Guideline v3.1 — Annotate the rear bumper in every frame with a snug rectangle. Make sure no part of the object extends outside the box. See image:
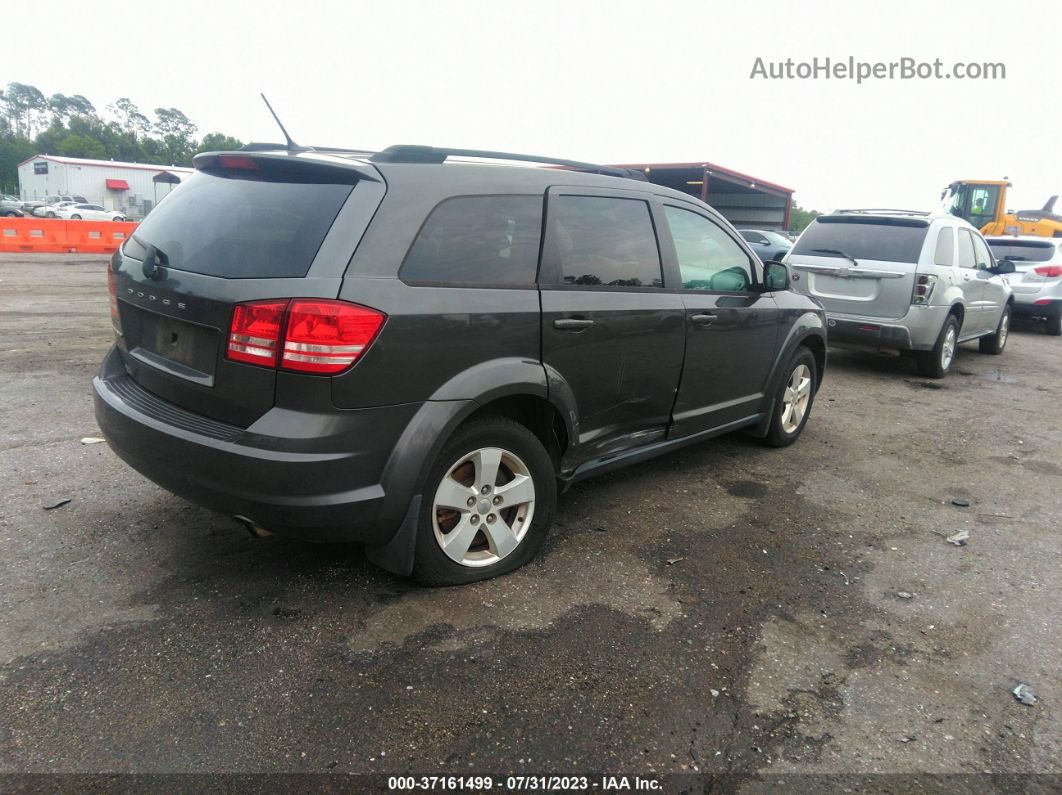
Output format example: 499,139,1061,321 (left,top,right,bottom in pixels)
1012,296,1060,316
824,305,953,352
93,345,429,545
